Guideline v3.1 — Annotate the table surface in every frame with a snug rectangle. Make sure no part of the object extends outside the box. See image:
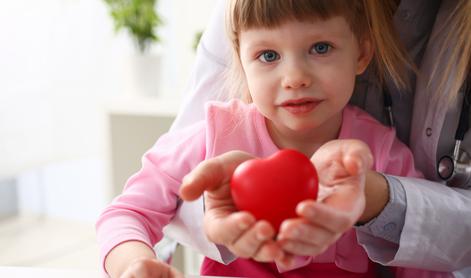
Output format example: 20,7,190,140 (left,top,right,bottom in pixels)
0,266,230,278
0,267,103,278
